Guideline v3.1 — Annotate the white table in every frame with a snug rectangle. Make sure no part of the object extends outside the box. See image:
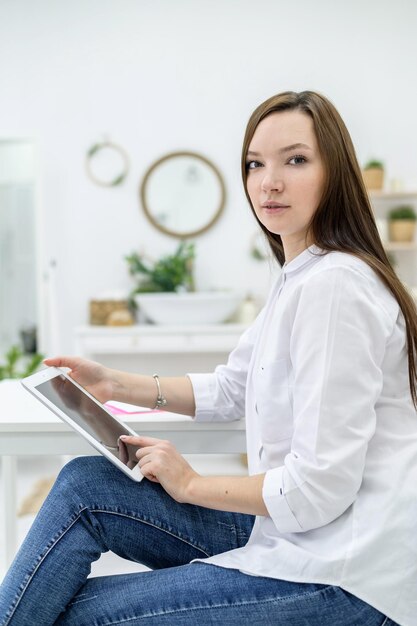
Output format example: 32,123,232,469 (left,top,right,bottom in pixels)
0,380,246,572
